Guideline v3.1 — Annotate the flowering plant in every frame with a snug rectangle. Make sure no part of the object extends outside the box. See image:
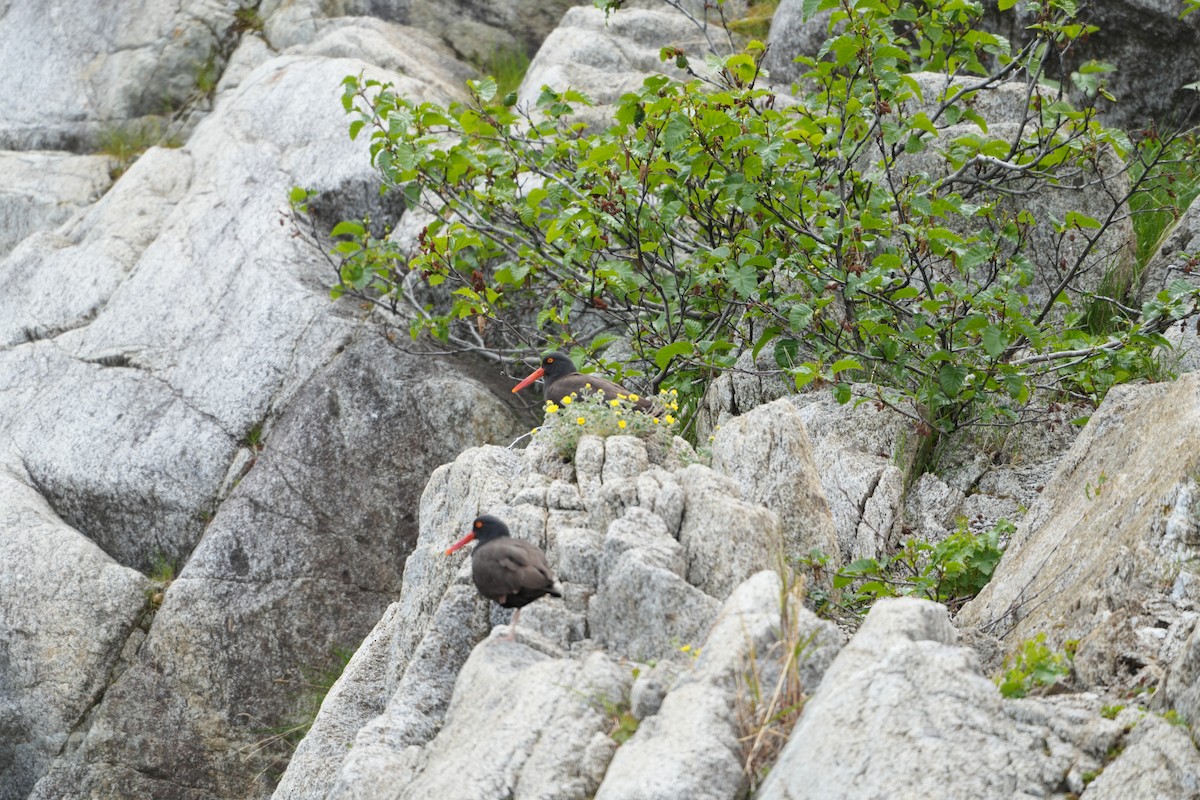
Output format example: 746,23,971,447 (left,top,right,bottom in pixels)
533,388,680,459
